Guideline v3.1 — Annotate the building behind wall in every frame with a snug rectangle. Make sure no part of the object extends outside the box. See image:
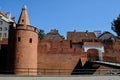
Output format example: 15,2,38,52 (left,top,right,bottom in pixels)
43,29,64,40
0,11,15,40
0,11,15,73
